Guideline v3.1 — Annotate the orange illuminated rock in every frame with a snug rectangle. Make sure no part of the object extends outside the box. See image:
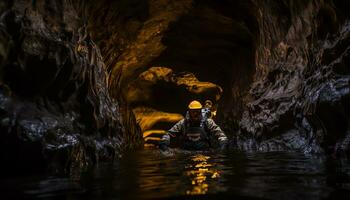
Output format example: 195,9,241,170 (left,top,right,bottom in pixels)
133,106,183,132
127,67,222,106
